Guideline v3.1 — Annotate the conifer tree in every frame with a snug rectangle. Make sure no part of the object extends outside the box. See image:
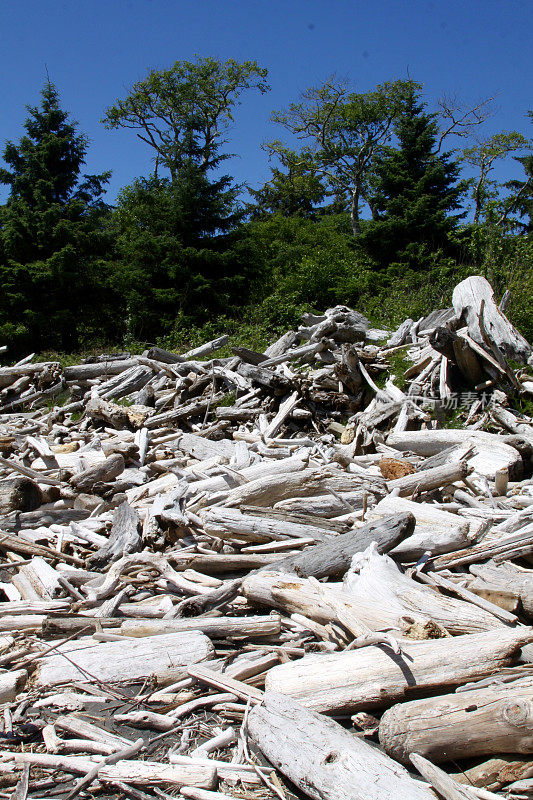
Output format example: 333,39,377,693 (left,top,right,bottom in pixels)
359,87,466,271
0,81,112,352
